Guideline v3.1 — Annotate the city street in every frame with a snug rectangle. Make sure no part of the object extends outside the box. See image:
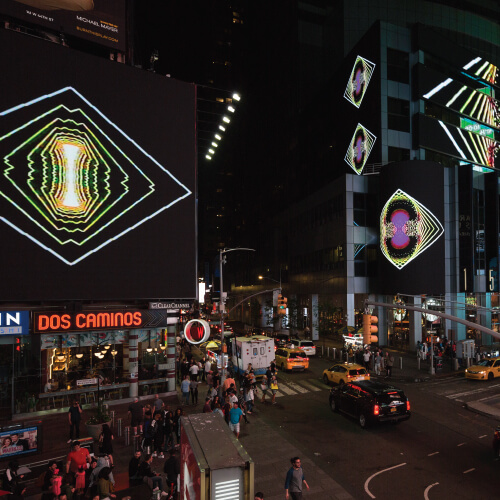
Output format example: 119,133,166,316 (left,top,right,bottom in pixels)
246,355,500,499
